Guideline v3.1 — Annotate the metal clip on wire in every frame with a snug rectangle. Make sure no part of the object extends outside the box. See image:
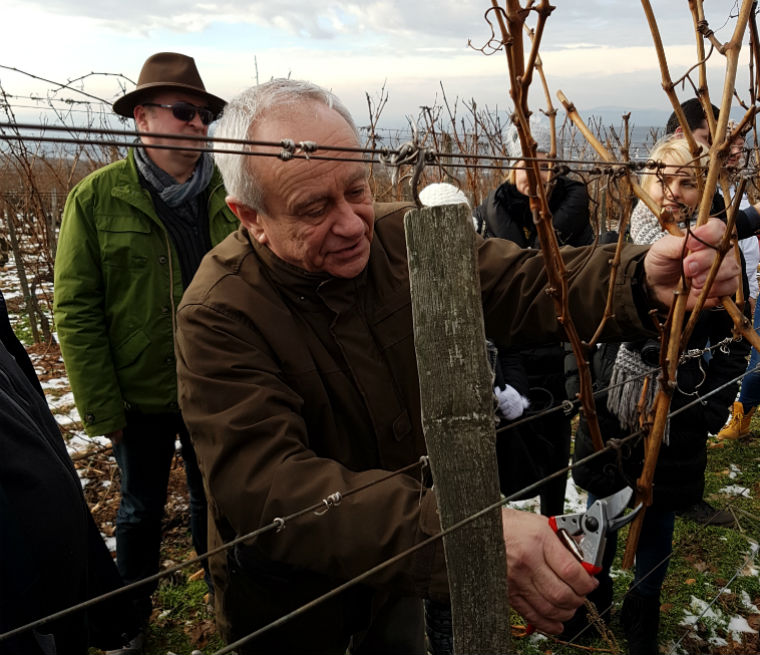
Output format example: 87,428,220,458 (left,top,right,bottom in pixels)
314,492,343,516
299,140,318,158
411,146,433,209
418,455,431,506
279,138,296,161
